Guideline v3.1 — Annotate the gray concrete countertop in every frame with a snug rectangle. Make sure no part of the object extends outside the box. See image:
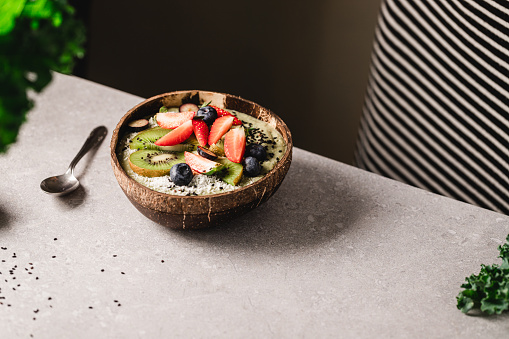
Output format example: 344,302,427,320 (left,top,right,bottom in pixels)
0,74,508,338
